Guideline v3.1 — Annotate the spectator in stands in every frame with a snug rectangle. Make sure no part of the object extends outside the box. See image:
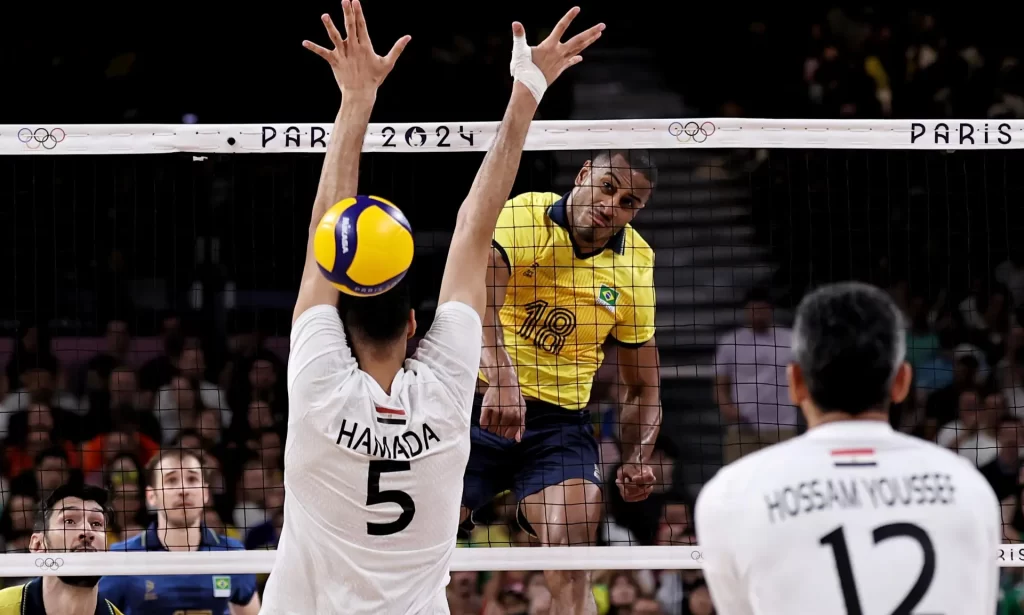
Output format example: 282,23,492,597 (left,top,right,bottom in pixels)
33,447,72,502
4,403,80,480
4,325,56,393
82,319,131,397
922,344,980,426
446,571,483,615
86,366,162,445
79,405,160,484
137,313,188,393
714,288,797,464
155,347,230,442
100,449,260,614
0,493,37,550
232,454,273,530
981,415,1024,502
1,355,83,441
937,389,999,467
103,453,148,543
